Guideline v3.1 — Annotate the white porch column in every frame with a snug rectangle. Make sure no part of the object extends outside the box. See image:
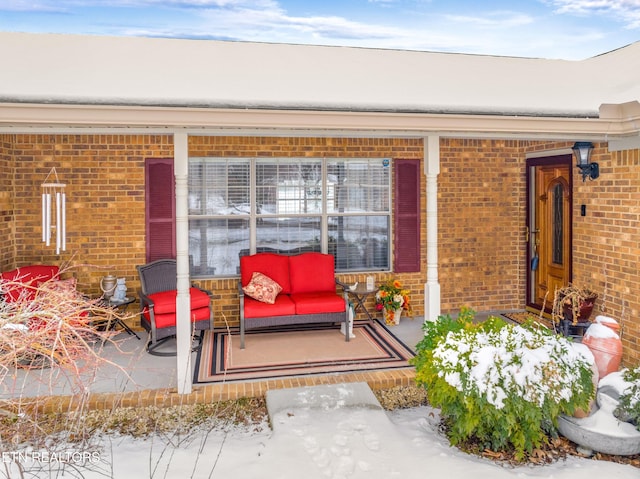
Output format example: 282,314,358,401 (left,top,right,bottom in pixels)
174,132,192,394
424,135,441,322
